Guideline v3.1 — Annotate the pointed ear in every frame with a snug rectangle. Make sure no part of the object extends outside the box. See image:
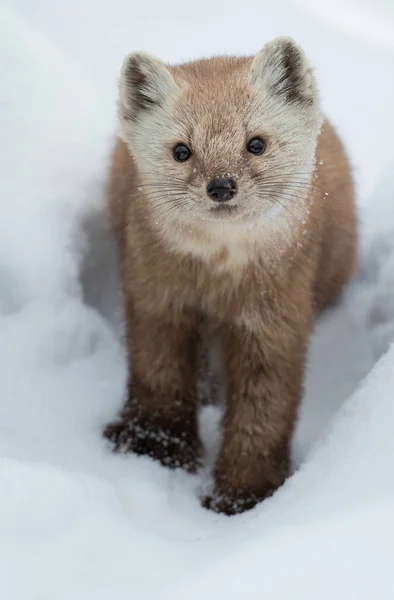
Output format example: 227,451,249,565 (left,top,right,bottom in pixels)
249,37,318,106
119,51,177,122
